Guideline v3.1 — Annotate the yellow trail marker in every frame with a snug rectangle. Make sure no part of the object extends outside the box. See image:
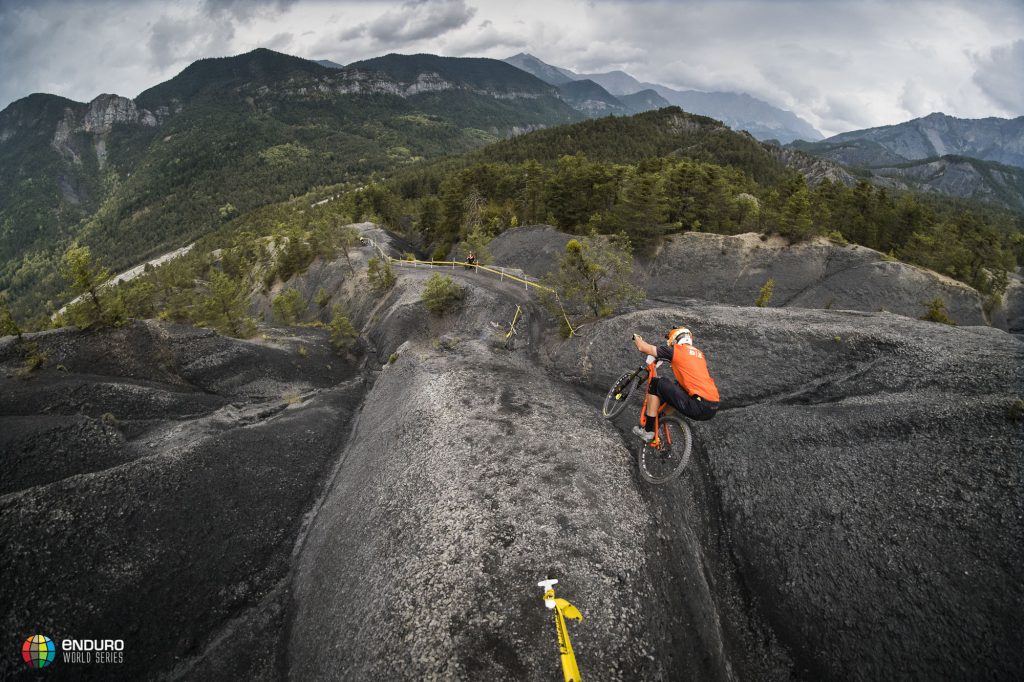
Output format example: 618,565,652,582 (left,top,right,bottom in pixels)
538,579,583,682
505,305,522,345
